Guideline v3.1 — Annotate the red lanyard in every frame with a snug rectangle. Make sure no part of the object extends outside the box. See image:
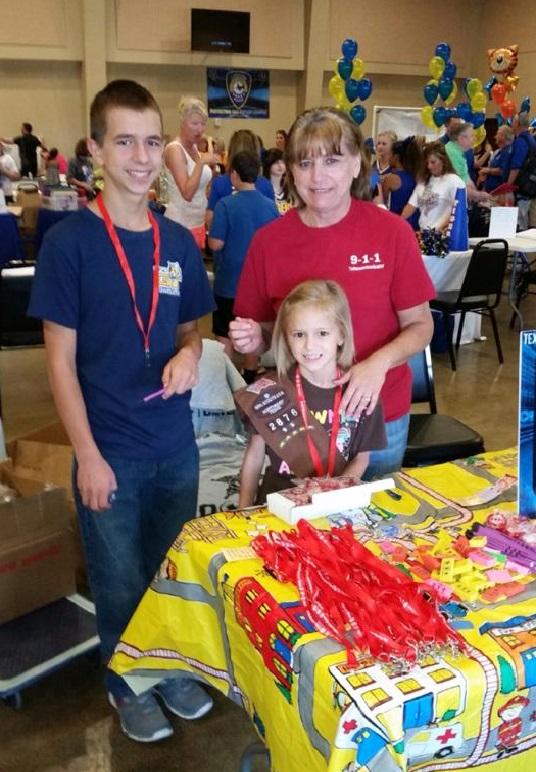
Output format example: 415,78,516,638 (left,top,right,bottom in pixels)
294,368,342,477
97,195,160,364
